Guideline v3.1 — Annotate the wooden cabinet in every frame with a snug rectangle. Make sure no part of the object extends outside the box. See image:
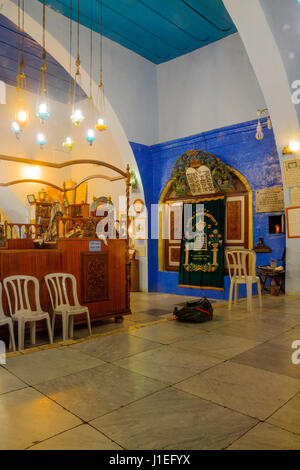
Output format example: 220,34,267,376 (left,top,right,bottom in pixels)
68,203,90,219
30,202,52,228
